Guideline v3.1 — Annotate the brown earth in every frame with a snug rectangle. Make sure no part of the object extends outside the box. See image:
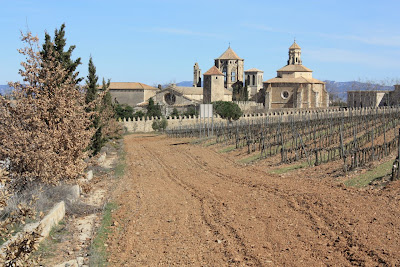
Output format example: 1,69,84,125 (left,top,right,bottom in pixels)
107,134,400,266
